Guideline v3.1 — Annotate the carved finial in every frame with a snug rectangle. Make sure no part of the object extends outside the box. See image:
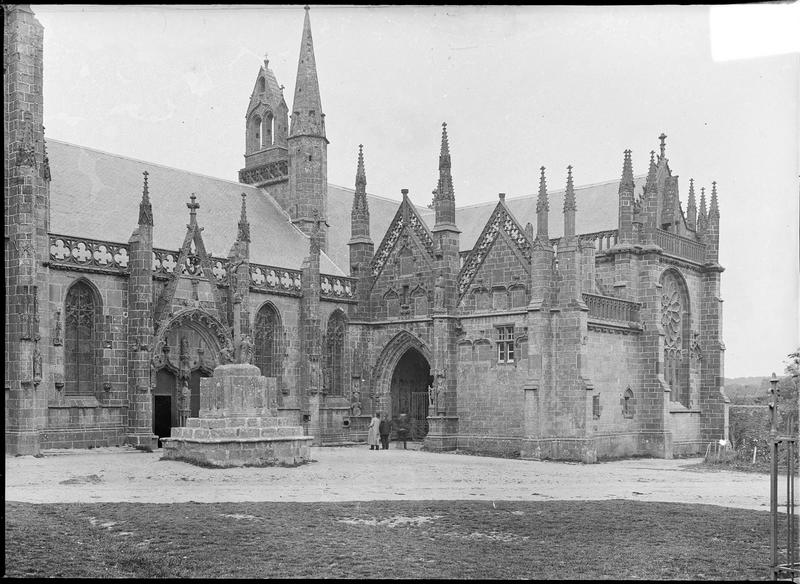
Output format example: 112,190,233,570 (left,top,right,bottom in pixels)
304,4,310,11
138,170,153,226
564,165,576,213
498,192,506,201
356,144,366,189
187,193,199,225
658,133,667,159
709,181,719,218
645,150,657,192
536,166,549,217
401,188,409,199
238,193,250,243
620,149,634,191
